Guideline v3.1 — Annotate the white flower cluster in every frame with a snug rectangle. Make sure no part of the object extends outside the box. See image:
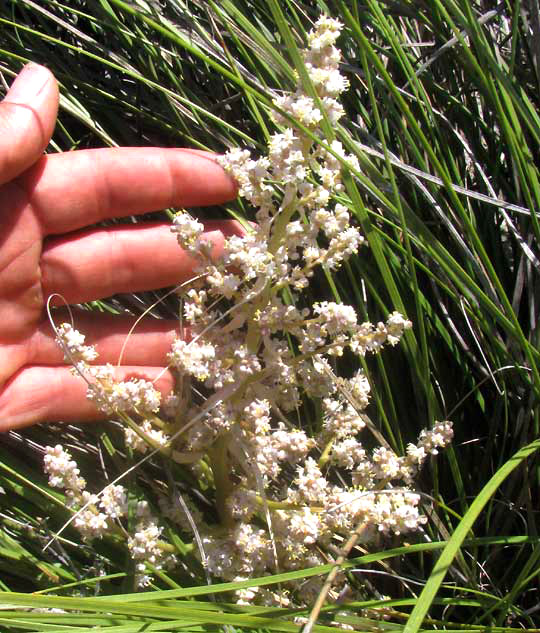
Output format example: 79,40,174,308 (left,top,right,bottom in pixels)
124,419,171,453
44,445,127,540
55,323,166,450
51,15,453,606
274,16,347,127
127,501,177,587
44,443,86,492
44,446,175,588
